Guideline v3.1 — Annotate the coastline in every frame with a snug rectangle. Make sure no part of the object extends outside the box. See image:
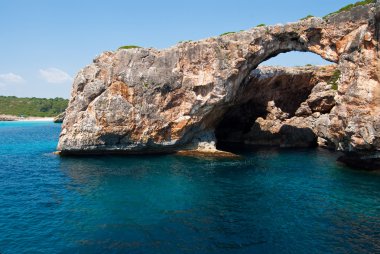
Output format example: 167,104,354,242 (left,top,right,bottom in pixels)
18,117,54,122
0,115,54,122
